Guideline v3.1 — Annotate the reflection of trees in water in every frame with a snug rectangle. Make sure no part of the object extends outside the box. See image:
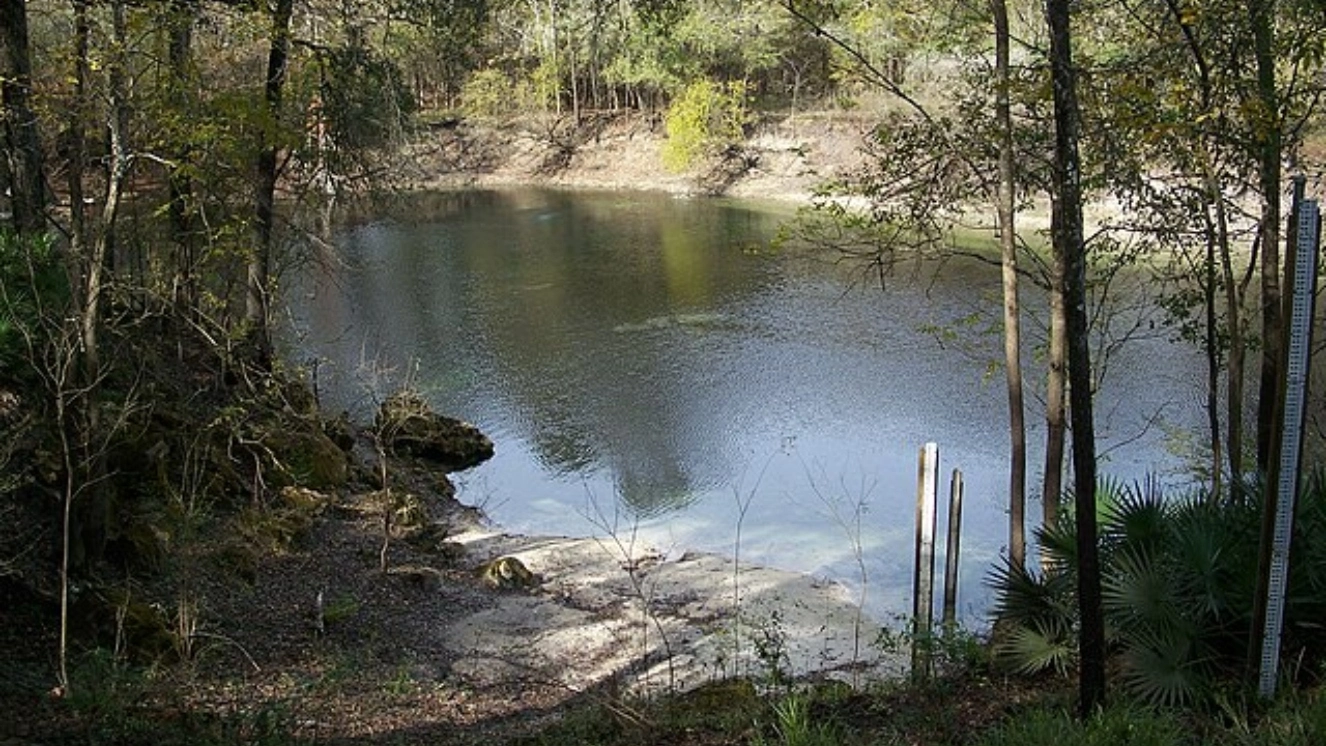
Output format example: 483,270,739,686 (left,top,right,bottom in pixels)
336,189,495,226
614,460,697,517
524,408,598,474
462,189,781,504
287,188,786,509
